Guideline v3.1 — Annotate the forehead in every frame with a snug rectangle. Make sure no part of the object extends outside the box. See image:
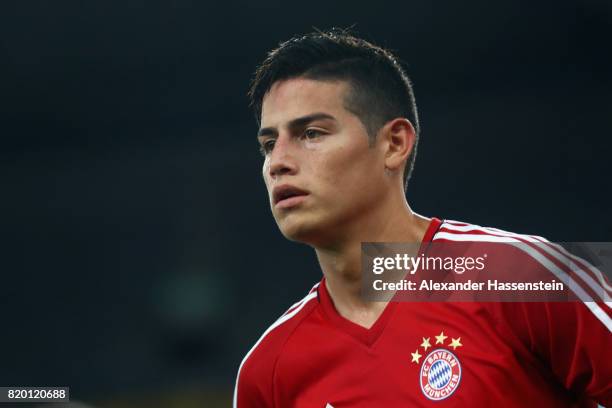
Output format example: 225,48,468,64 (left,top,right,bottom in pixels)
261,78,350,127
